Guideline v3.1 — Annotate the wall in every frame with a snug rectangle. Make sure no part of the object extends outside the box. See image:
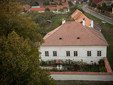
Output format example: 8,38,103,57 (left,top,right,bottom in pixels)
50,72,113,81
40,46,107,64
